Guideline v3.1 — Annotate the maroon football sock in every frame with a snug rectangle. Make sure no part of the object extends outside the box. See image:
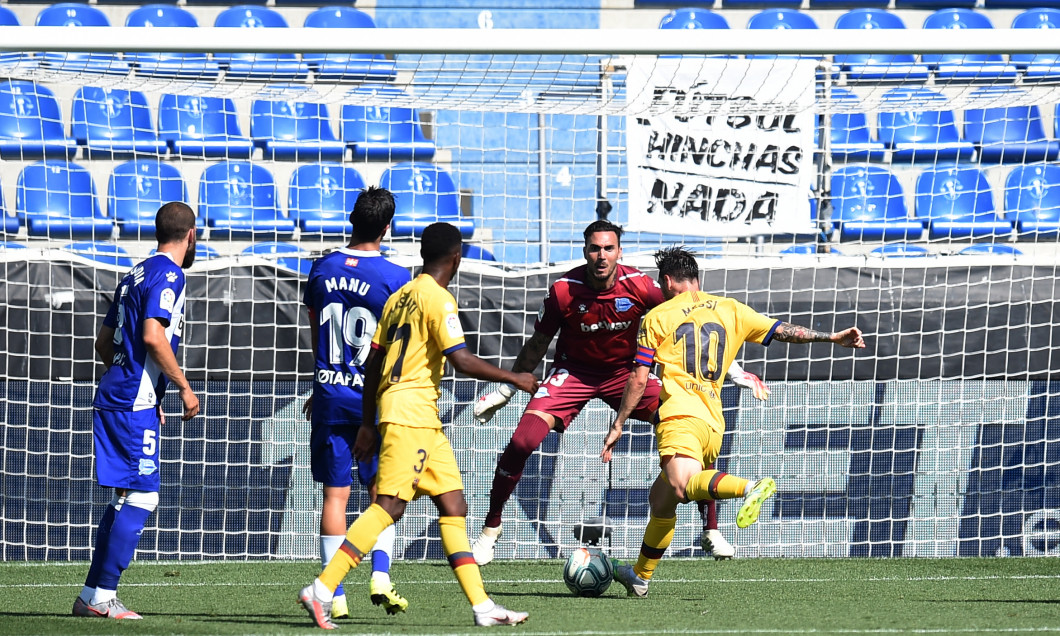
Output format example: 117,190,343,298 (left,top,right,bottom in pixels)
484,412,552,528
